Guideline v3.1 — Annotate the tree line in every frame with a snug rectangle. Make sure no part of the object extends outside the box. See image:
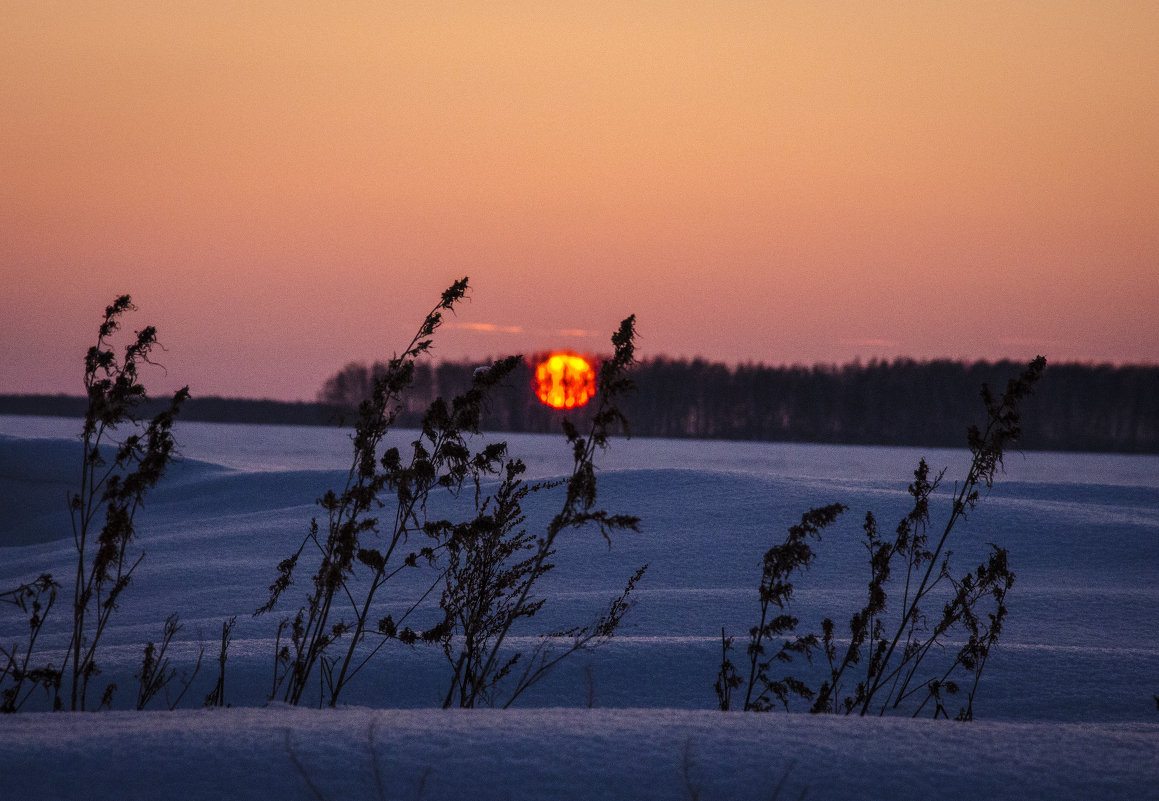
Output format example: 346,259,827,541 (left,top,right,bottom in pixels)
4,357,1156,453
318,357,1159,453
